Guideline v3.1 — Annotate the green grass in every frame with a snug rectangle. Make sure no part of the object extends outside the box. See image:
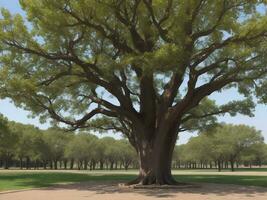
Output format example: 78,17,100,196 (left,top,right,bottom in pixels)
173,168,267,172
0,171,266,191
175,175,267,187
231,168,267,172
0,172,135,191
